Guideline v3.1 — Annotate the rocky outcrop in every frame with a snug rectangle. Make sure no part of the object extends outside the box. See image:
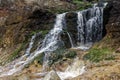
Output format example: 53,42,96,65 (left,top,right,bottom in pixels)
98,0,120,49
